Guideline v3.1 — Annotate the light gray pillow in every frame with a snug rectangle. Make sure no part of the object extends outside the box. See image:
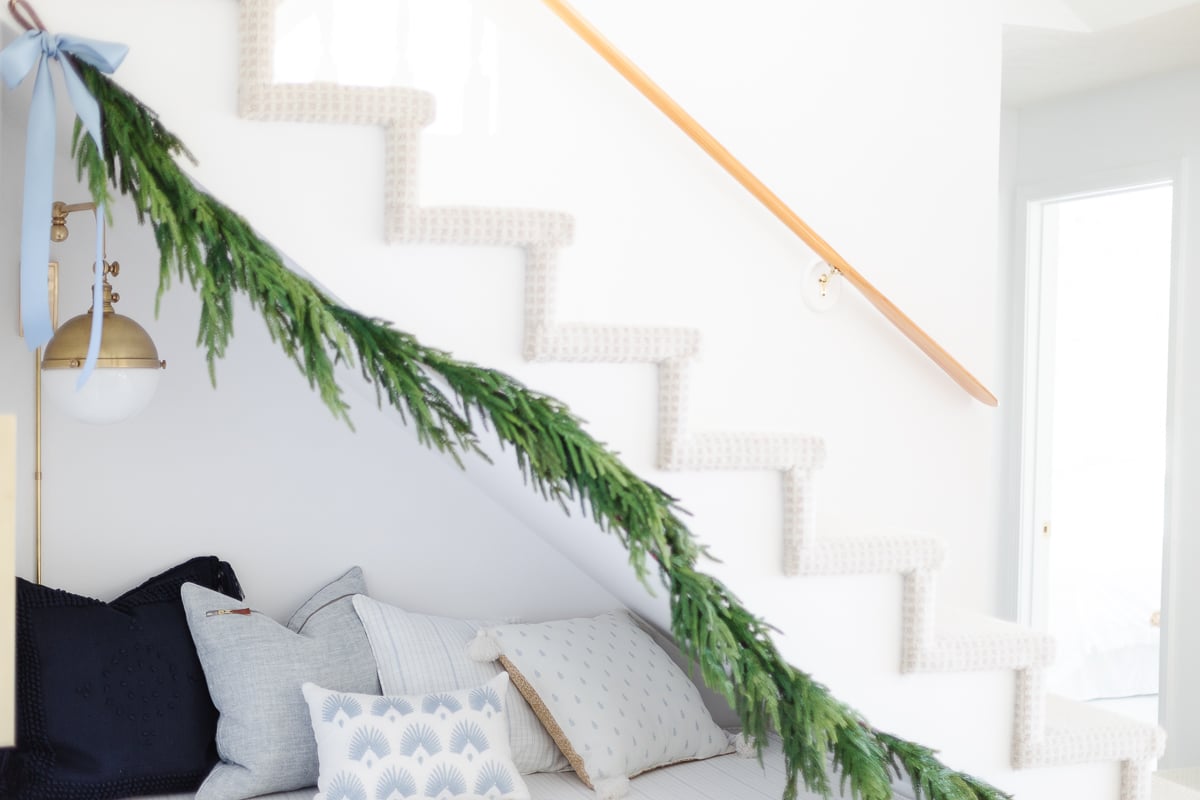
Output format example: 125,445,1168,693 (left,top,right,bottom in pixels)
182,567,381,800
472,610,733,797
352,594,570,774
